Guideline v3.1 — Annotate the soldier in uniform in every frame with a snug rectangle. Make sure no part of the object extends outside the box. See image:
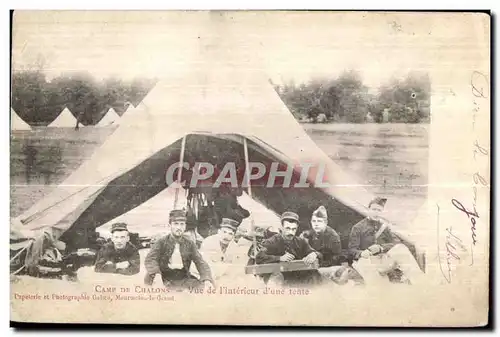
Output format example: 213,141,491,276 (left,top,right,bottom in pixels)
300,206,360,285
144,209,214,290
256,211,320,287
94,223,140,275
348,197,425,285
300,206,342,267
197,217,250,281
